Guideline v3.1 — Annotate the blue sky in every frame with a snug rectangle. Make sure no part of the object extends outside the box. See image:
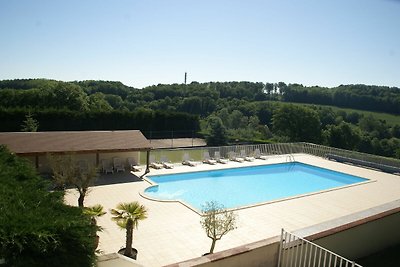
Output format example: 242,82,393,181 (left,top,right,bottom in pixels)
1,0,399,88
